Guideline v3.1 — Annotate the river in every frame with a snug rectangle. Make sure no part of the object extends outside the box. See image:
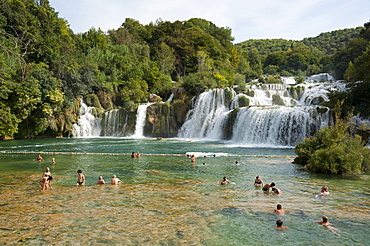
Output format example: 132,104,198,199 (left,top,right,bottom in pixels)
0,137,369,245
